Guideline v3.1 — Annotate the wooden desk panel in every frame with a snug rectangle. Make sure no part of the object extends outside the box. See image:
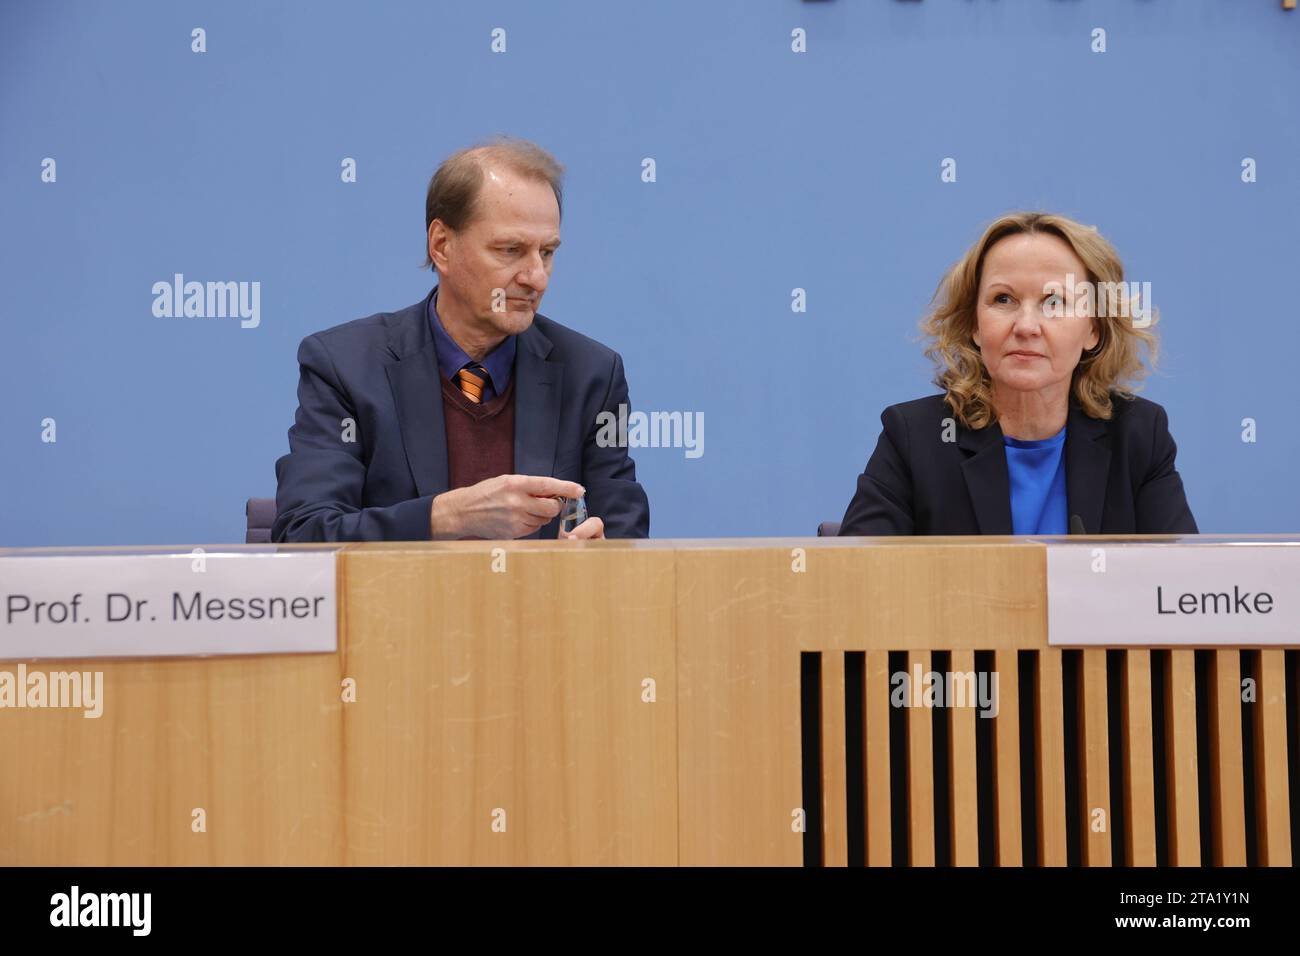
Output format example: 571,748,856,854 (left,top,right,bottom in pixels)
1,538,1294,866
340,545,677,866
0,654,344,865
